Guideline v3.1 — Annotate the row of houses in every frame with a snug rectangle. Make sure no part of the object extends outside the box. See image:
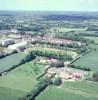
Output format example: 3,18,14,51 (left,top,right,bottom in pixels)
32,36,82,46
